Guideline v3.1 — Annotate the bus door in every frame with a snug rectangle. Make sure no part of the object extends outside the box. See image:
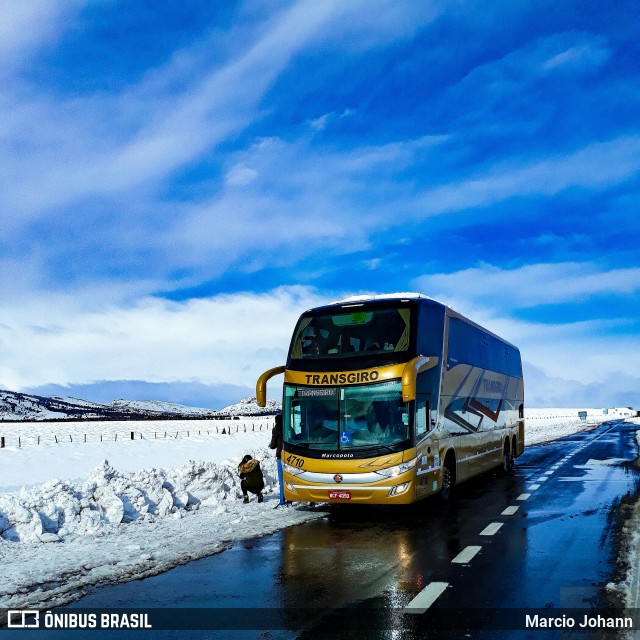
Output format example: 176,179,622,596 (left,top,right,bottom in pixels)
415,394,439,499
